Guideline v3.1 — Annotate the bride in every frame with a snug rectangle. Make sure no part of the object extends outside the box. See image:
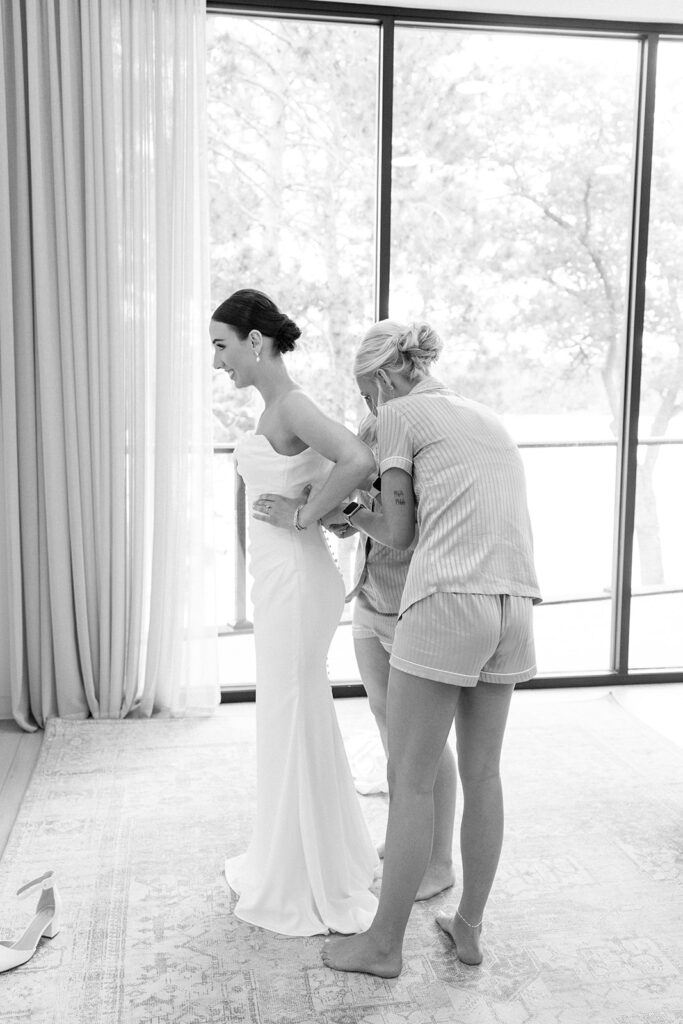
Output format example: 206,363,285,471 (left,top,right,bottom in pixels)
211,288,379,936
